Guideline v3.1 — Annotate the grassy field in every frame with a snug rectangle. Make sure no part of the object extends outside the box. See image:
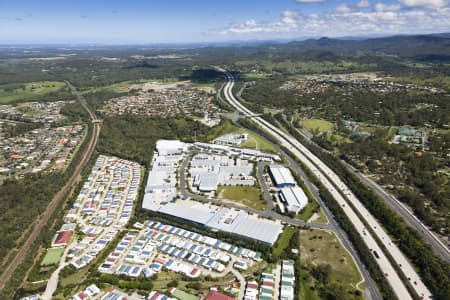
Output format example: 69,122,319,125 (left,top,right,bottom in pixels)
272,227,296,257
301,119,335,133
40,248,64,266
296,203,328,224
238,128,277,153
216,185,266,210
0,81,65,104
60,267,89,286
299,229,362,289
